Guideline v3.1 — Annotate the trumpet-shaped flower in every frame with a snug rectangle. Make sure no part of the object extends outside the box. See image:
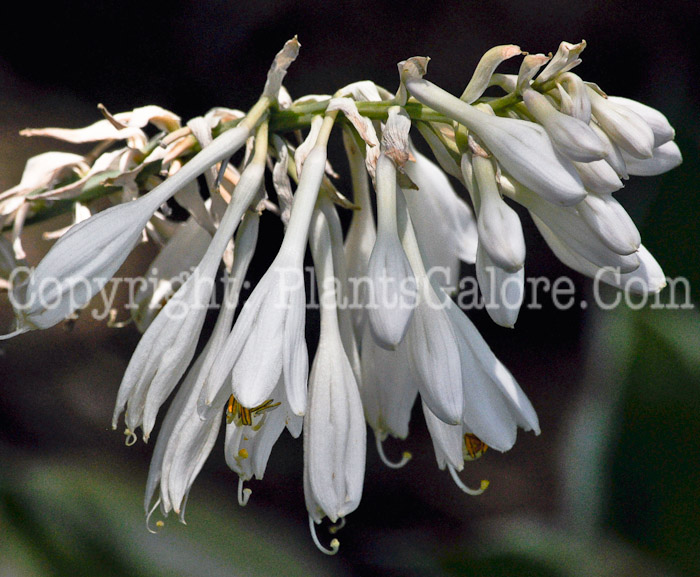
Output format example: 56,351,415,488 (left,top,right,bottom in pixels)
113,155,265,441
305,208,366,552
226,376,303,504
145,211,260,524
203,143,328,418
